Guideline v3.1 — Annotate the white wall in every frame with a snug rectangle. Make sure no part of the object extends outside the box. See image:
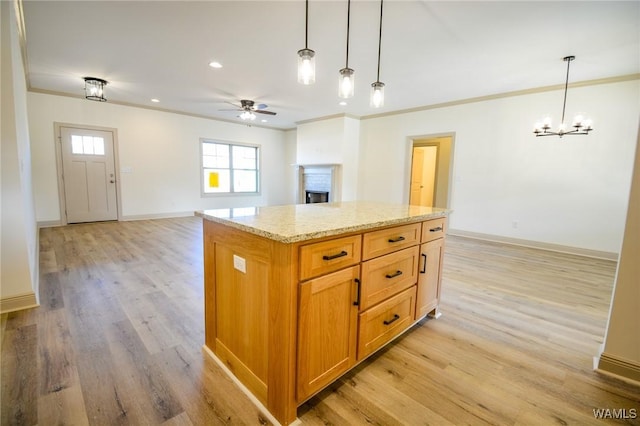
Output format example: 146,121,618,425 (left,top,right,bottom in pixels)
296,116,360,201
28,93,295,222
358,80,640,254
1,0,39,311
